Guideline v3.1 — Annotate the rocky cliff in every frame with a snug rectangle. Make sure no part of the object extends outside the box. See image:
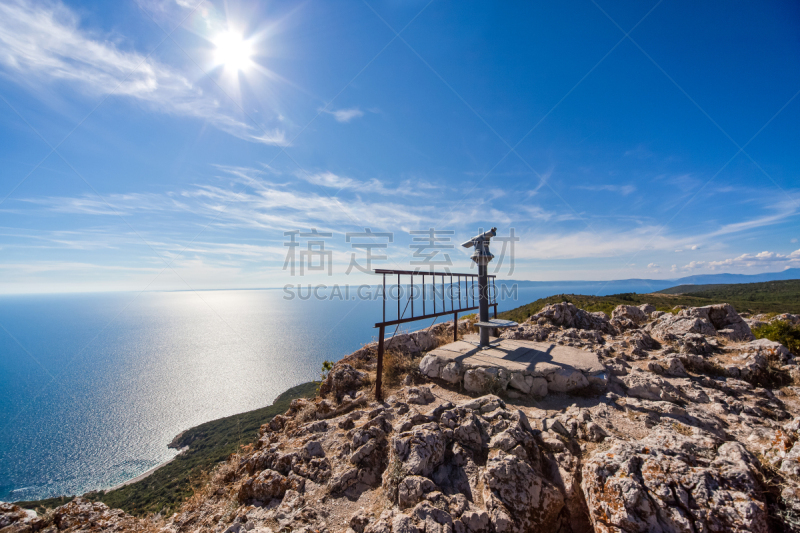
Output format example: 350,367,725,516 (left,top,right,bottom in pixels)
4,304,800,532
